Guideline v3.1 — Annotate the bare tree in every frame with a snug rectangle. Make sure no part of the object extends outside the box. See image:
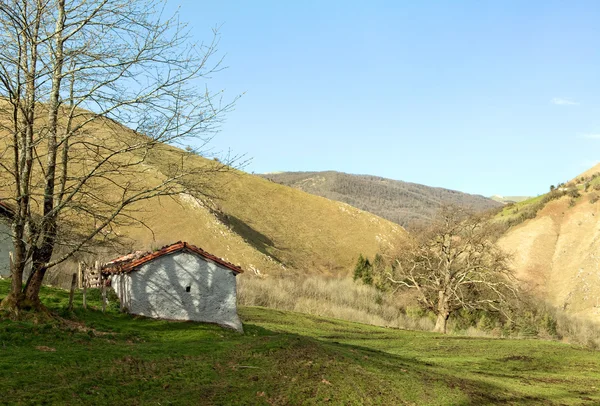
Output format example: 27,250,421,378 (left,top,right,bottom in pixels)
0,0,238,311
384,206,517,334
